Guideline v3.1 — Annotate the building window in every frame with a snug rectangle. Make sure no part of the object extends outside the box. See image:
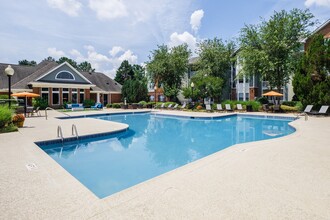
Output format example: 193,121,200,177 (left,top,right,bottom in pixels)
245,93,249,101
72,89,77,103
52,88,60,105
62,88,69,104
239,93,243,101
41,88,49,104
79,89,84,103
55,71,75,80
